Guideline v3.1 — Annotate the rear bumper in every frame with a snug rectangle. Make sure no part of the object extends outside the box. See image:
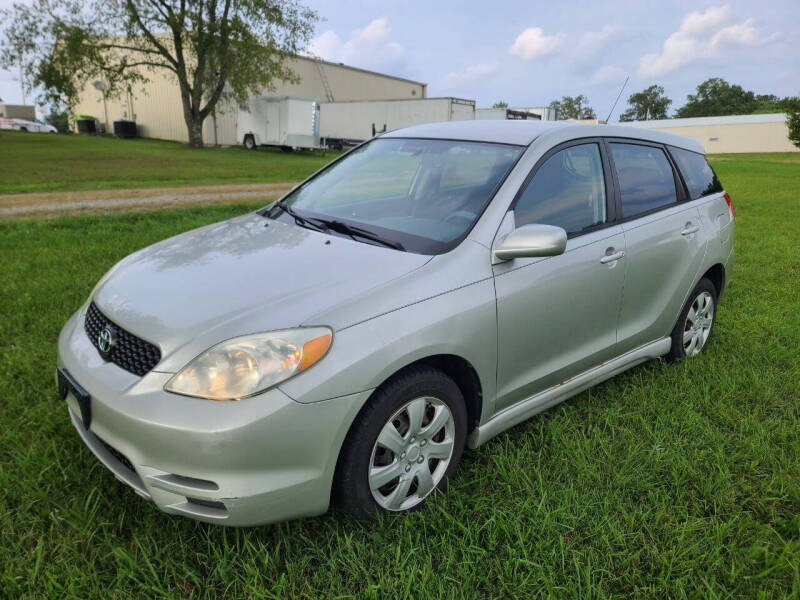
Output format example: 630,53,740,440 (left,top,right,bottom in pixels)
58,309,369,526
